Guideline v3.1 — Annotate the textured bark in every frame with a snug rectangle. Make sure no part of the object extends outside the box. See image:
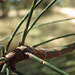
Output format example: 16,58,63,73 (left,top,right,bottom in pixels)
0,42,75,72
